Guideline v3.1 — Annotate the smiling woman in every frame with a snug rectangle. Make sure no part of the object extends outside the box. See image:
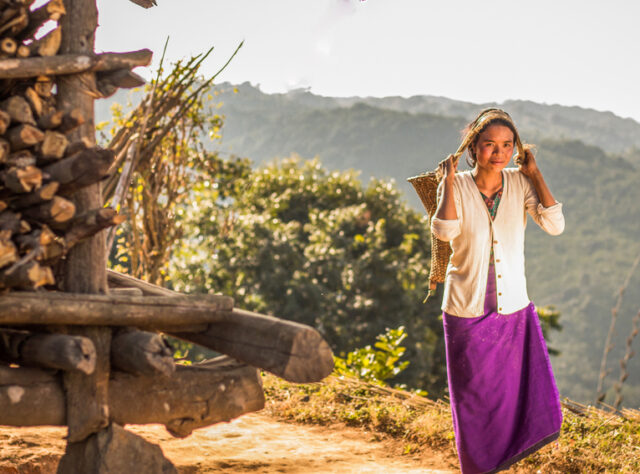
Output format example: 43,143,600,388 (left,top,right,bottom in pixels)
431,108,564,473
